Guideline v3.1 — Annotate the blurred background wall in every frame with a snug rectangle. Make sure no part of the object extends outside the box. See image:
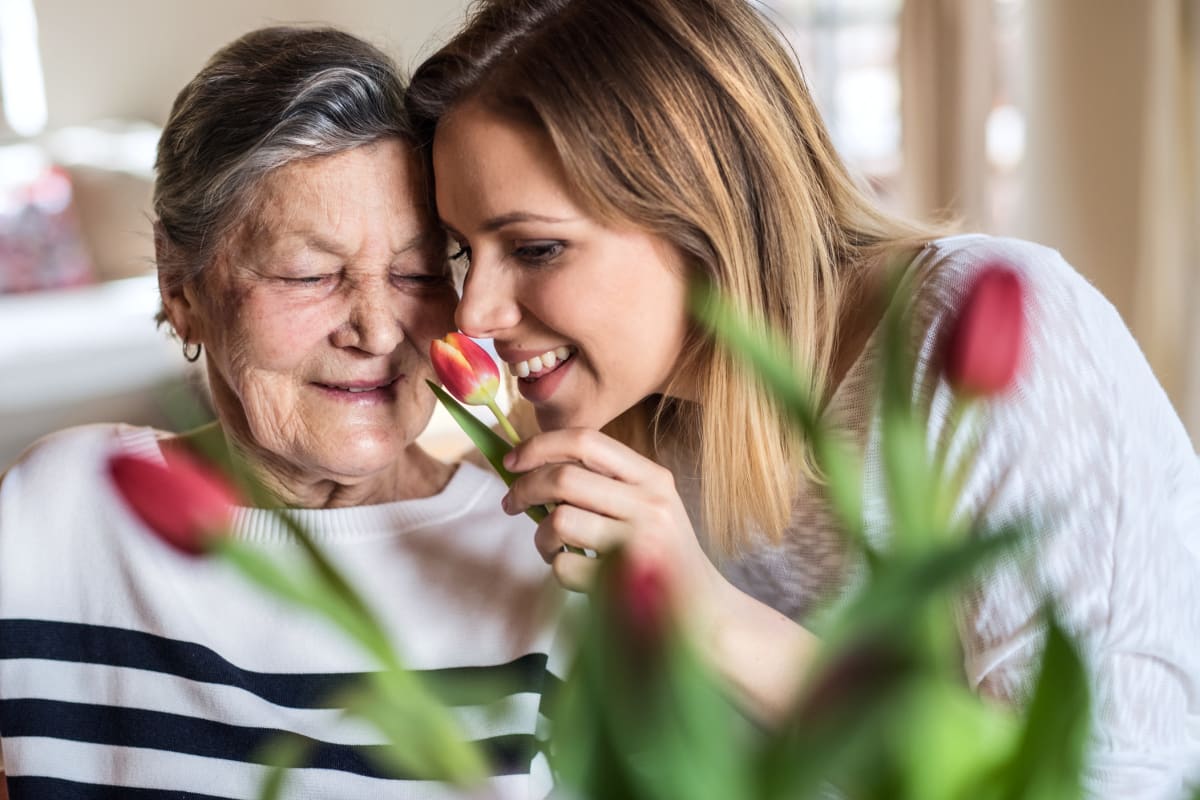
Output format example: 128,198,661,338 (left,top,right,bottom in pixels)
0,0,1197,467
31,0,468,129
